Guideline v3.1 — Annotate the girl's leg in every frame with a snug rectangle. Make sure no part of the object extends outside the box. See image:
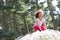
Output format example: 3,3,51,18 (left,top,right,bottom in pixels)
33,26,37,32
41,26,46,31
